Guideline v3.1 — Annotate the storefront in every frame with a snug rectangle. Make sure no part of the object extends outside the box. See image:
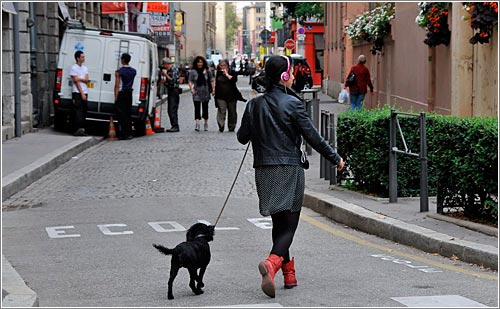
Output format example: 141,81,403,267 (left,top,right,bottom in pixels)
290,21,325,86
